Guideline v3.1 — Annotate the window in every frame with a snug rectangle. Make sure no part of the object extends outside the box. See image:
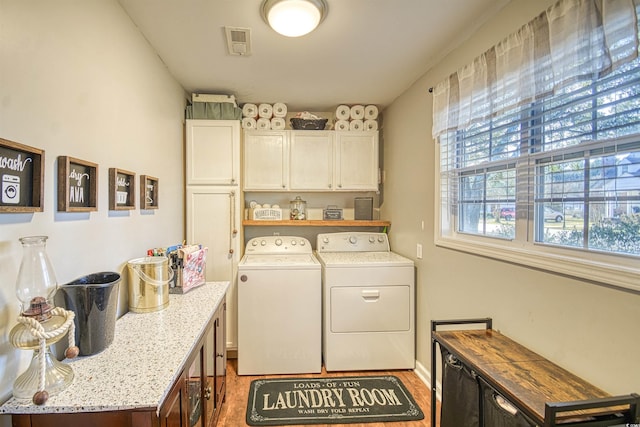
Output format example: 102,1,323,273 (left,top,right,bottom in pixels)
433,0,640,291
